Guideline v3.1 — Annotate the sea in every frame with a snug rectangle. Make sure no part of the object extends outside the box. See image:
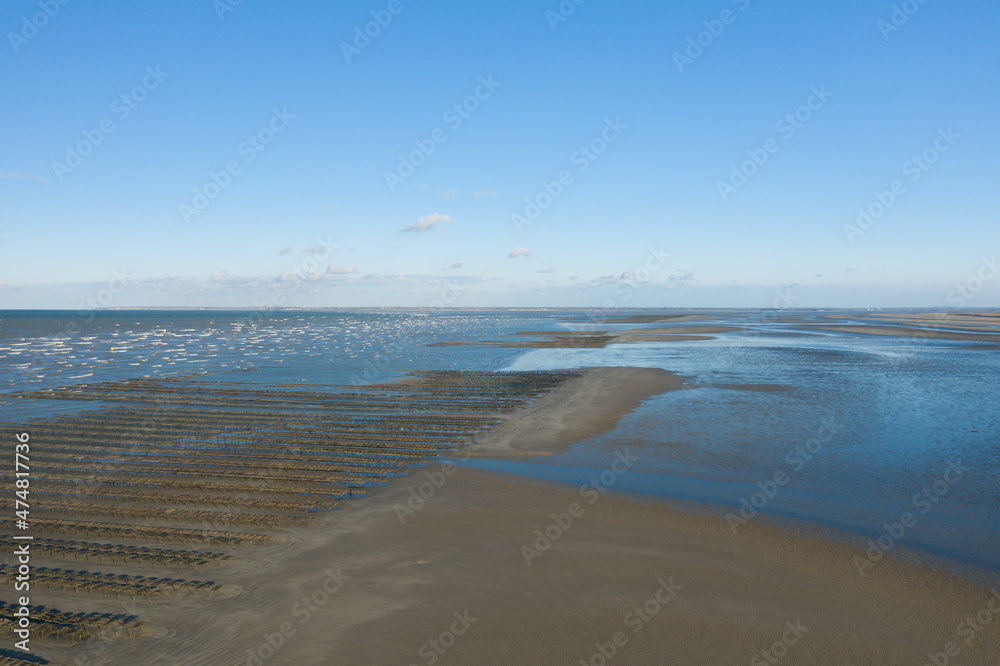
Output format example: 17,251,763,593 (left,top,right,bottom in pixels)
1,309,997,573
